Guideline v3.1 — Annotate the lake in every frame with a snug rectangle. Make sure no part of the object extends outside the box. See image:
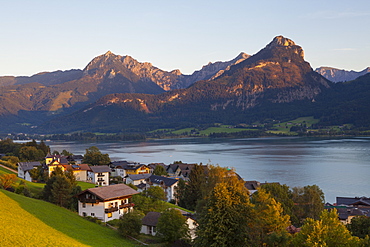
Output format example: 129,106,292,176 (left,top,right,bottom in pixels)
46,136,370,203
